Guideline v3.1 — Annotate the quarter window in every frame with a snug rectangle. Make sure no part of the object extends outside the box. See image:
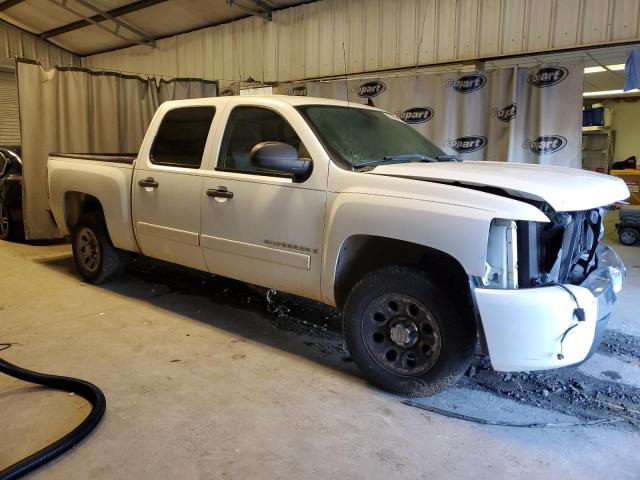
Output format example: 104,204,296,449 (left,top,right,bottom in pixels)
217,106,308,173
151,106,215,168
